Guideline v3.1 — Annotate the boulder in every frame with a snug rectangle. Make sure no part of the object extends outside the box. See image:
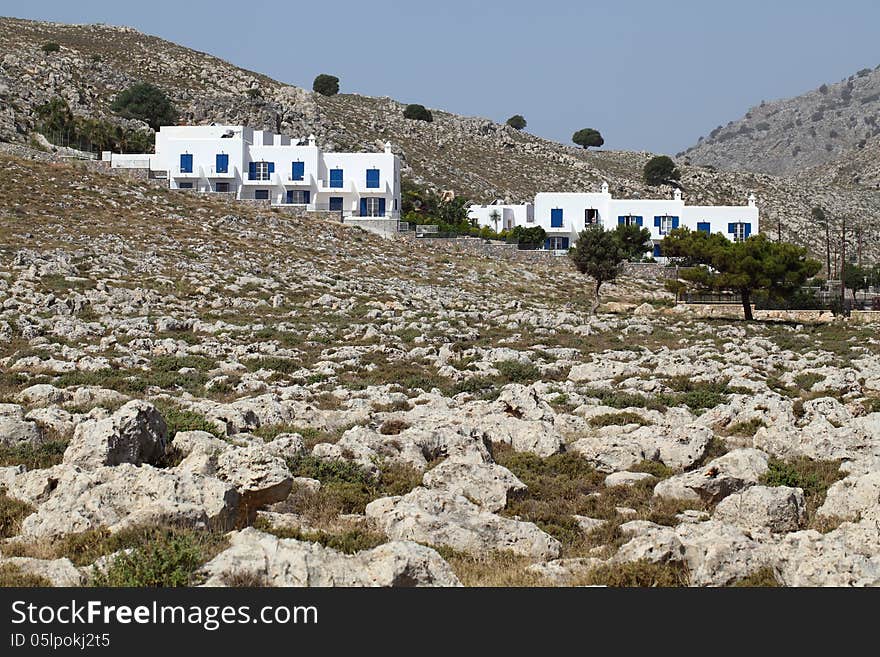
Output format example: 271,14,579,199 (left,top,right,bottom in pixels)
63,400,168,469
0,557,84,586
215,444,293,520
0,407,43,447
421,458,526,512
605,471,655,487
199,528,460,587
653,448,769,503
15,464,240,539
817,472,880,524
774,522,880,586
713,485,806,533
365,487,560,560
